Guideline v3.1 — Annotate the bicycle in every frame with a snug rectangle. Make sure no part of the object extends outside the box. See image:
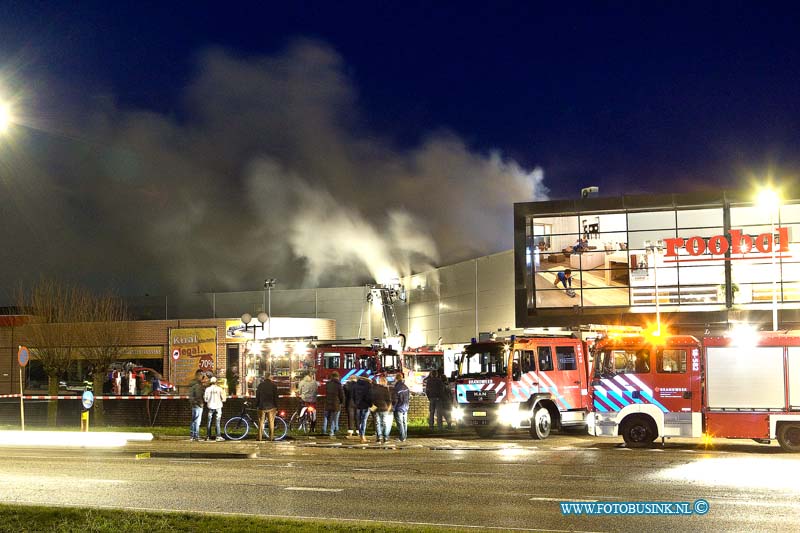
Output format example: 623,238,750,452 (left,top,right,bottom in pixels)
289,401,317,435
223,401,288,441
